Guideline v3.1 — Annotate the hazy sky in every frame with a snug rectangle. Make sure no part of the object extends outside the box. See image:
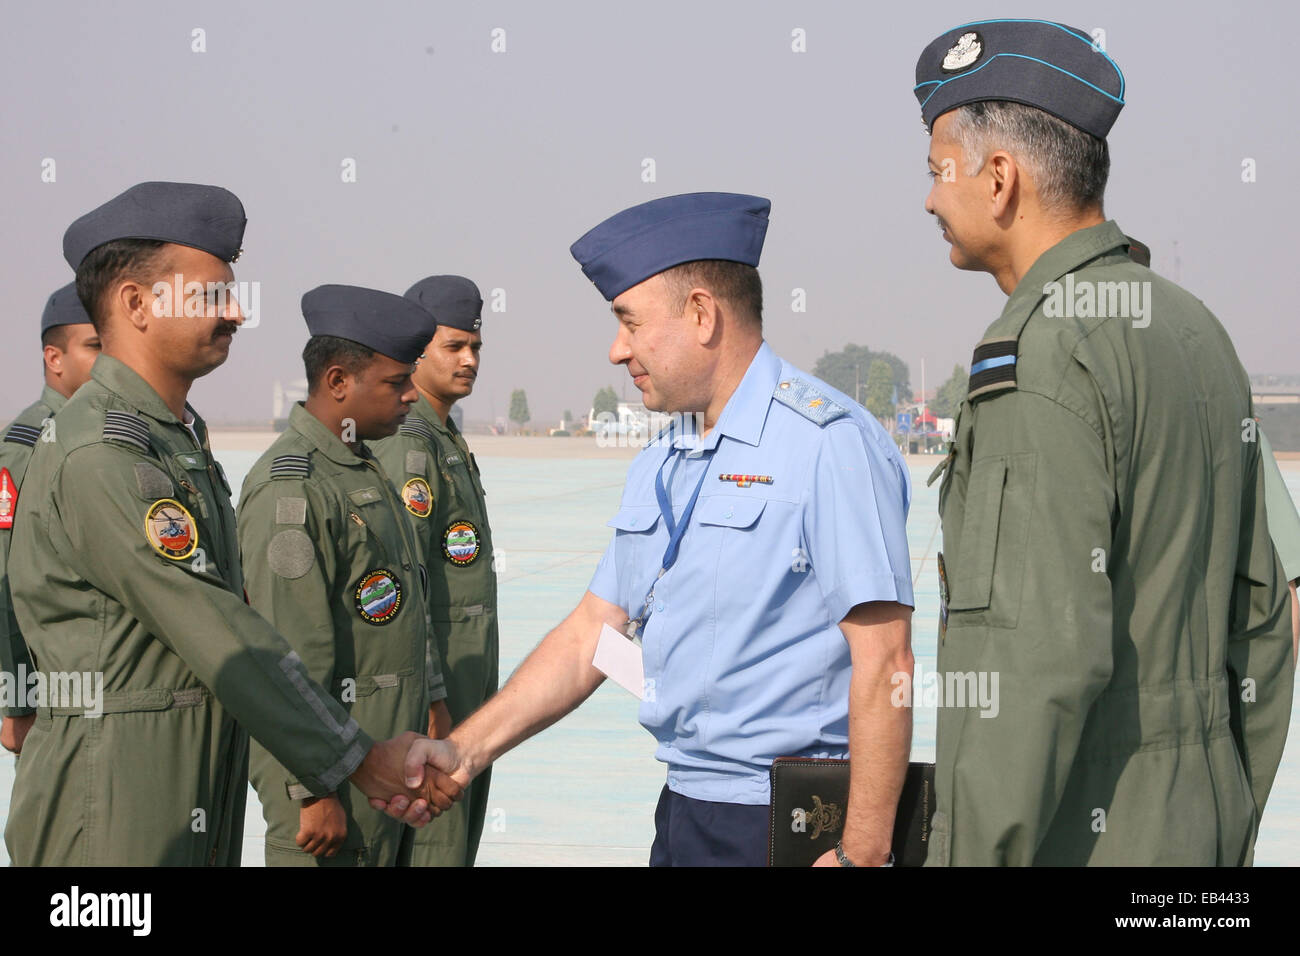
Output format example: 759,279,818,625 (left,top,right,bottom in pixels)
3,1,1296,425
